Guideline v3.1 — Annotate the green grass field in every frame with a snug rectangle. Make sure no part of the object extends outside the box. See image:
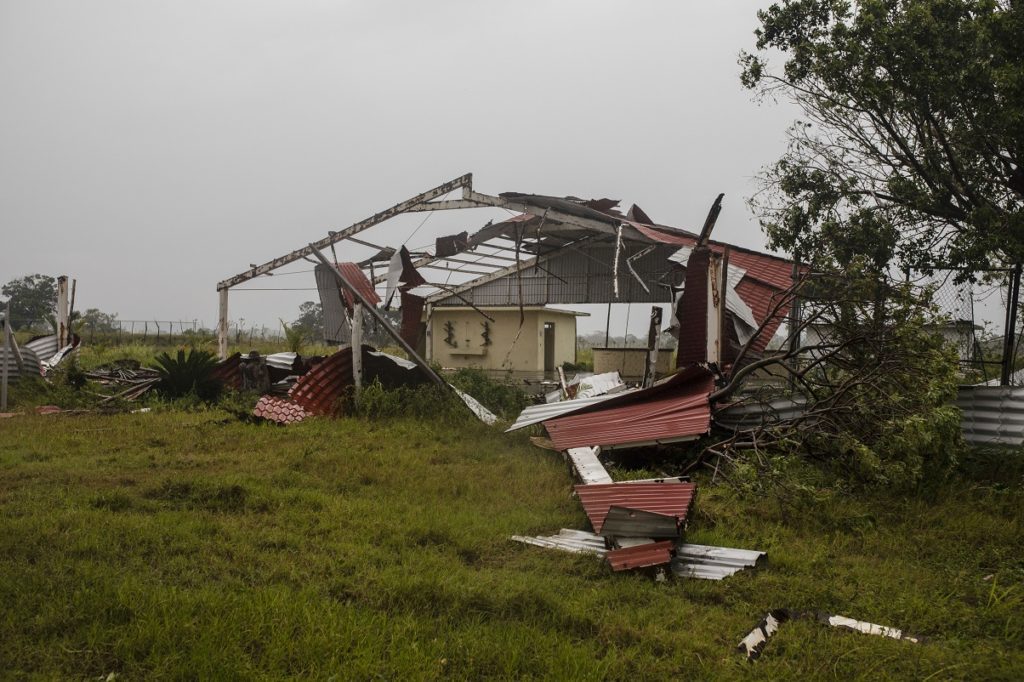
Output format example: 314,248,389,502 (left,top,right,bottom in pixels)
1,408,1022,679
